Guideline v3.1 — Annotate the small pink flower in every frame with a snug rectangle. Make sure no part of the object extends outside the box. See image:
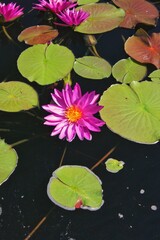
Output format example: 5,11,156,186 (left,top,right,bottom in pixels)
33,0,76,14
0,2,24,23
42,83,105,142
56,8,89,26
